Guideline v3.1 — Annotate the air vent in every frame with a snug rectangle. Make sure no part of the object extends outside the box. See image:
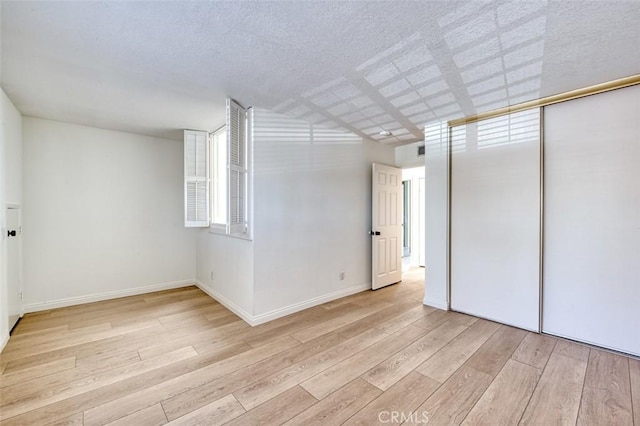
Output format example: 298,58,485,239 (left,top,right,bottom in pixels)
417,145,425,156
